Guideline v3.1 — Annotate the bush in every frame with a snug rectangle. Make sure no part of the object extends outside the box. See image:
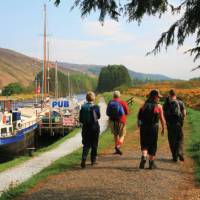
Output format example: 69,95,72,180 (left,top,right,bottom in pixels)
2,83,23,96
